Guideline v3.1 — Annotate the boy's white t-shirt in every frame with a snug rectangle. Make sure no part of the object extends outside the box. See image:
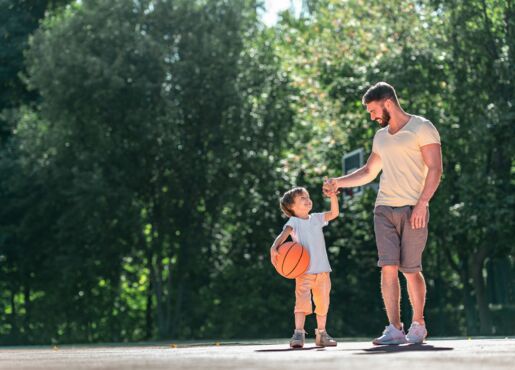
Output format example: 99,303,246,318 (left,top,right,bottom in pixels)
283,212,331,274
